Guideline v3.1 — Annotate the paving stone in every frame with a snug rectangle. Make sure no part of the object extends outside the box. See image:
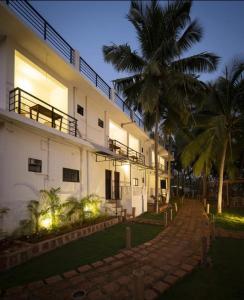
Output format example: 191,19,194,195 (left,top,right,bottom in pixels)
44,275,62,284
91,260,104,268
116,275,131,285
91,275,106,285
27,280,44,289
163,275,178,285
180,263,195,272
102,282,120,294
103,256,115,263
144,275,154,286
63,269,78,278
153,281,170,293
114,253,125,259
172,269,187,278
5,286,25,295
144,288,158,300
77,264,92,273
87,289,106,300
69,275,86,285
113,288,130,300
